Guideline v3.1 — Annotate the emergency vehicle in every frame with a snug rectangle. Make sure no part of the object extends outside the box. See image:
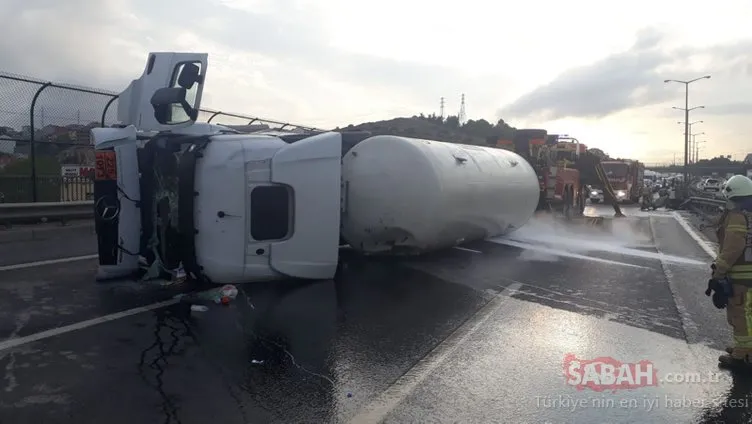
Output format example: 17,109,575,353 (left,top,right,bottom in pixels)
490,130,586,217
600,160,645,203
